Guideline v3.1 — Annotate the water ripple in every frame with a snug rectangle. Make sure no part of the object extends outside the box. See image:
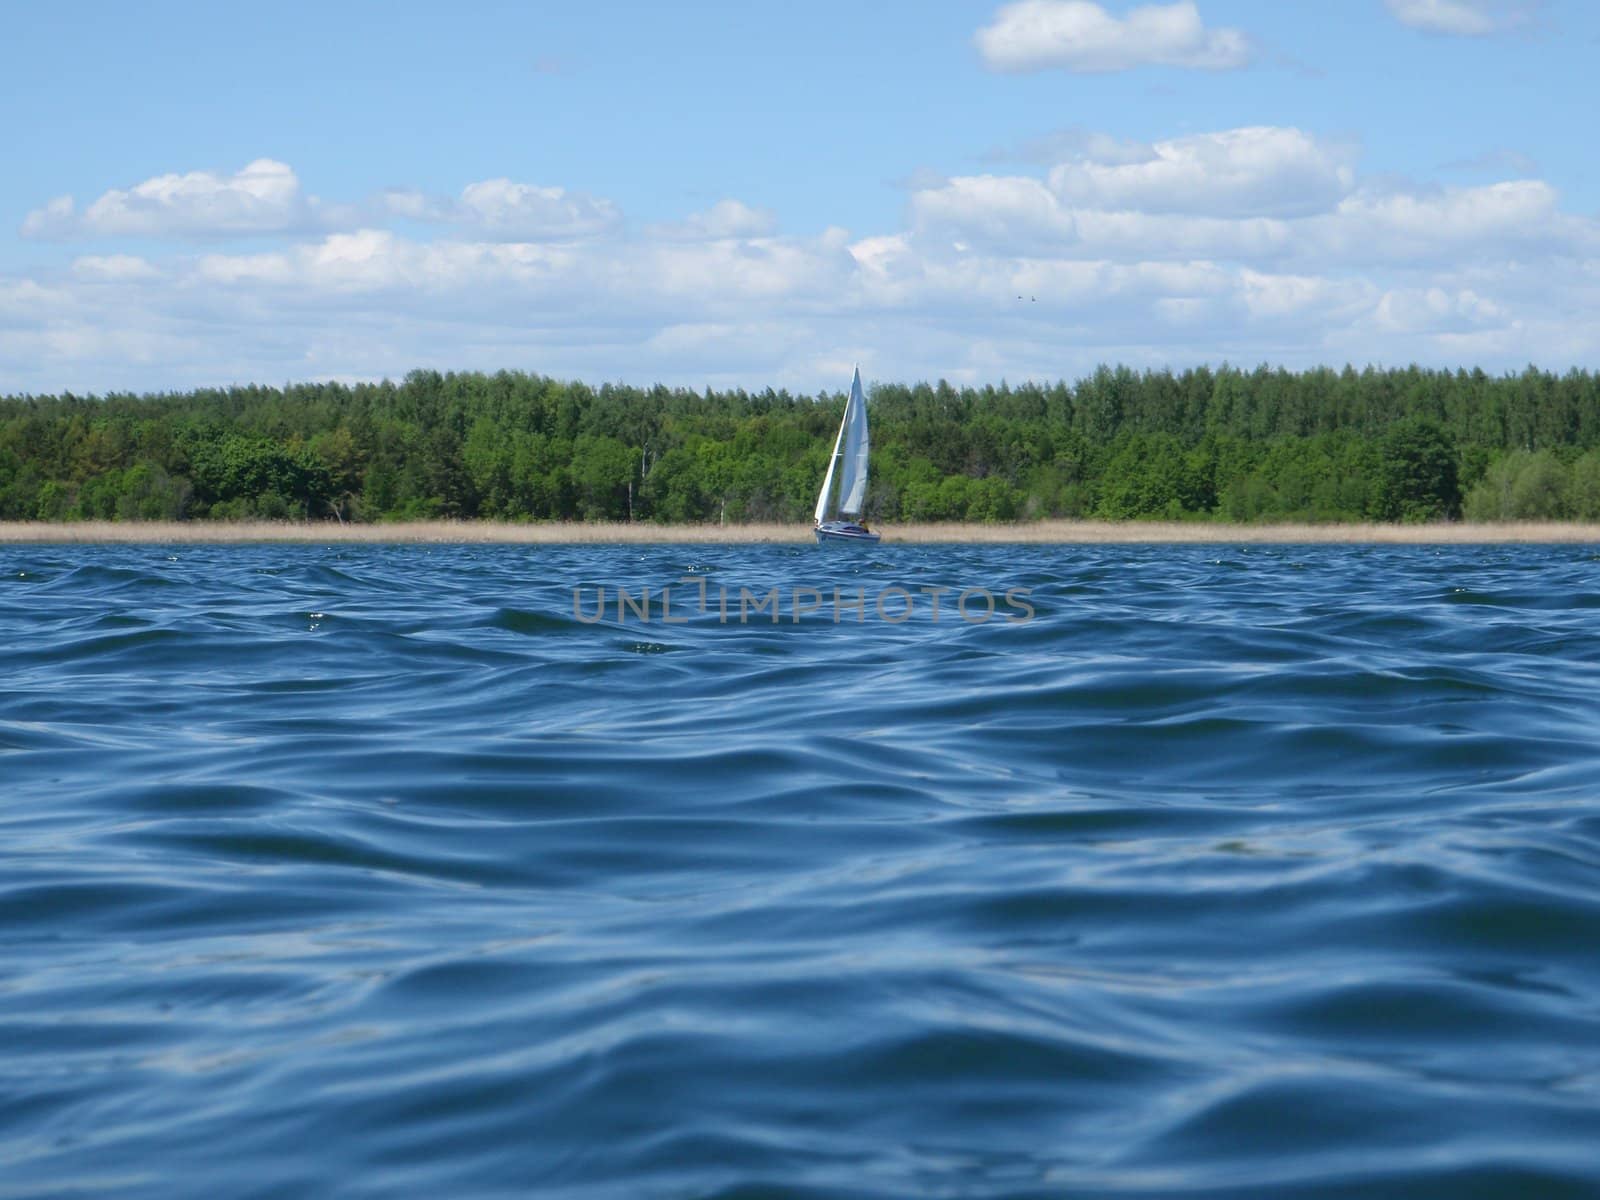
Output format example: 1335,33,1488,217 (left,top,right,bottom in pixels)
2,542,1599,1197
